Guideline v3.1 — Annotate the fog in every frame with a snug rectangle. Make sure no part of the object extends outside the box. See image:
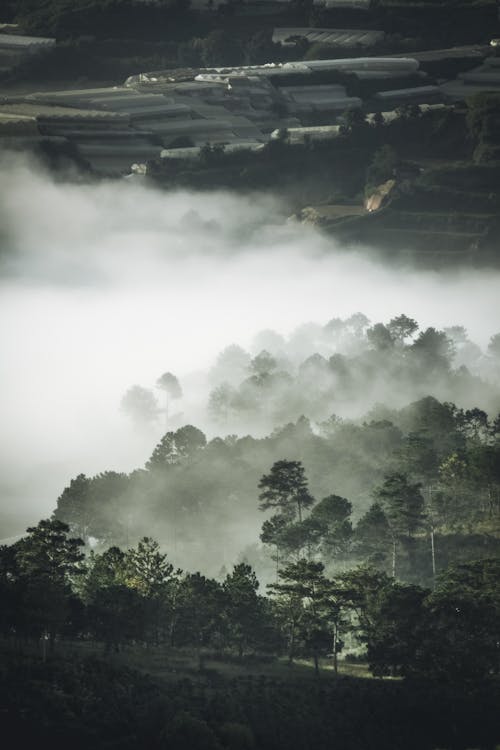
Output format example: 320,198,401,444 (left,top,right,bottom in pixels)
1,150,500,538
